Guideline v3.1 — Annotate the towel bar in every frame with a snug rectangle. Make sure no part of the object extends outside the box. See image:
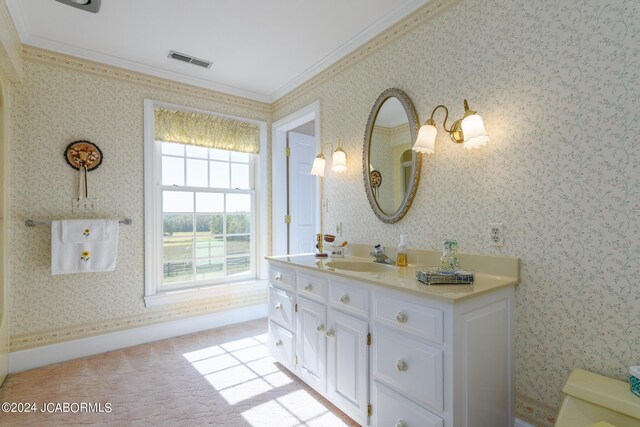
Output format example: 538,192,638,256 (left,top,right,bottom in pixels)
25,218,132,226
